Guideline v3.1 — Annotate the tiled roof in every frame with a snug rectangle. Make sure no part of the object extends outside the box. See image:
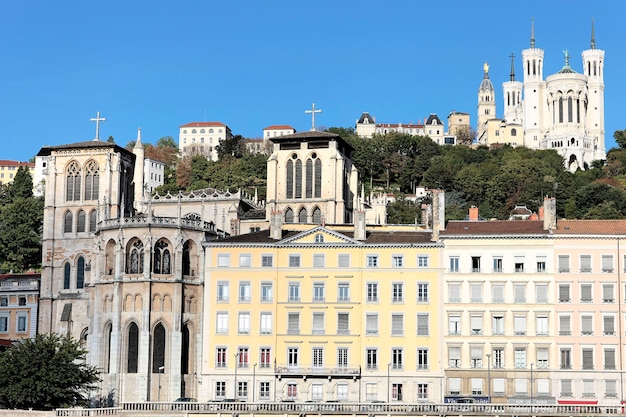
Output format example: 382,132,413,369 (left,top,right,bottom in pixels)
264,125,294,130
0,160,34,167
554,220,626,235
179,121,226,128
440,220,548,236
